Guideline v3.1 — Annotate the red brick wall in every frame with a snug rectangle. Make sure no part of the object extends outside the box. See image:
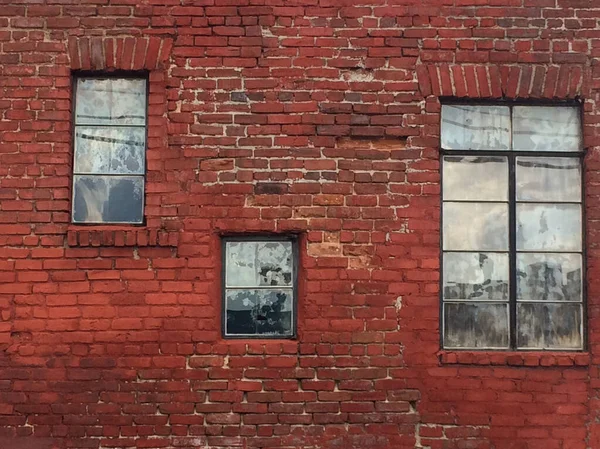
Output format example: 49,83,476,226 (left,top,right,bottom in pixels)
0,1,599,448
